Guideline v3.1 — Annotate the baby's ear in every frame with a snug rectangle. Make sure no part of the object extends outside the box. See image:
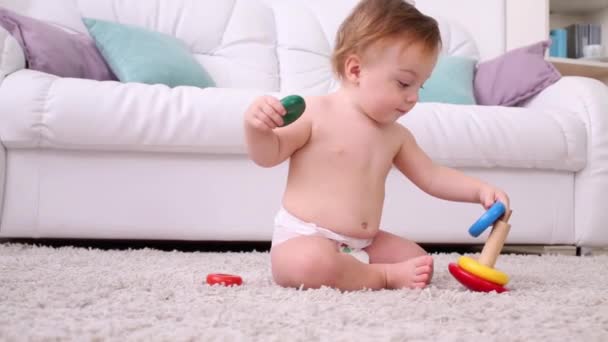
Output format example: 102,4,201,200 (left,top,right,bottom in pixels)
343,54,362,83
